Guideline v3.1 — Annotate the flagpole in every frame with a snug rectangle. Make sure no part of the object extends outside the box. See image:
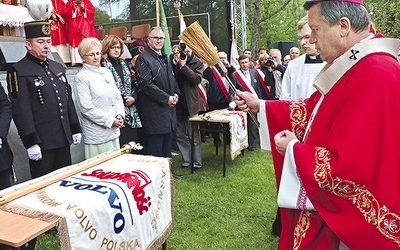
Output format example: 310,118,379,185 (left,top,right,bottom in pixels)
156,0,160,26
